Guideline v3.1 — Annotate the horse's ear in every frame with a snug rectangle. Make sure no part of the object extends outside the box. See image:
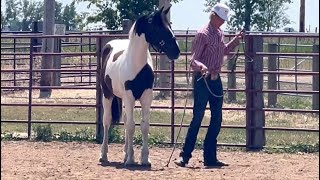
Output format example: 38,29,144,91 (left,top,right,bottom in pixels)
163,4,172,15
